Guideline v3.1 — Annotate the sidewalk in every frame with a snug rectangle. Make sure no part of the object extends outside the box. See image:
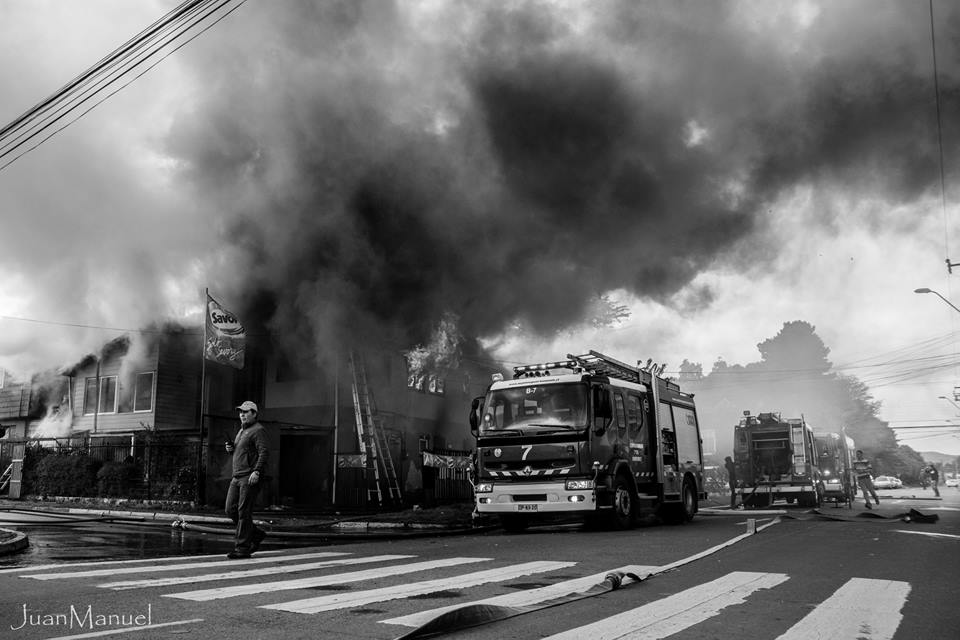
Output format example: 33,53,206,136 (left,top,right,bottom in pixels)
0,498,487,556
